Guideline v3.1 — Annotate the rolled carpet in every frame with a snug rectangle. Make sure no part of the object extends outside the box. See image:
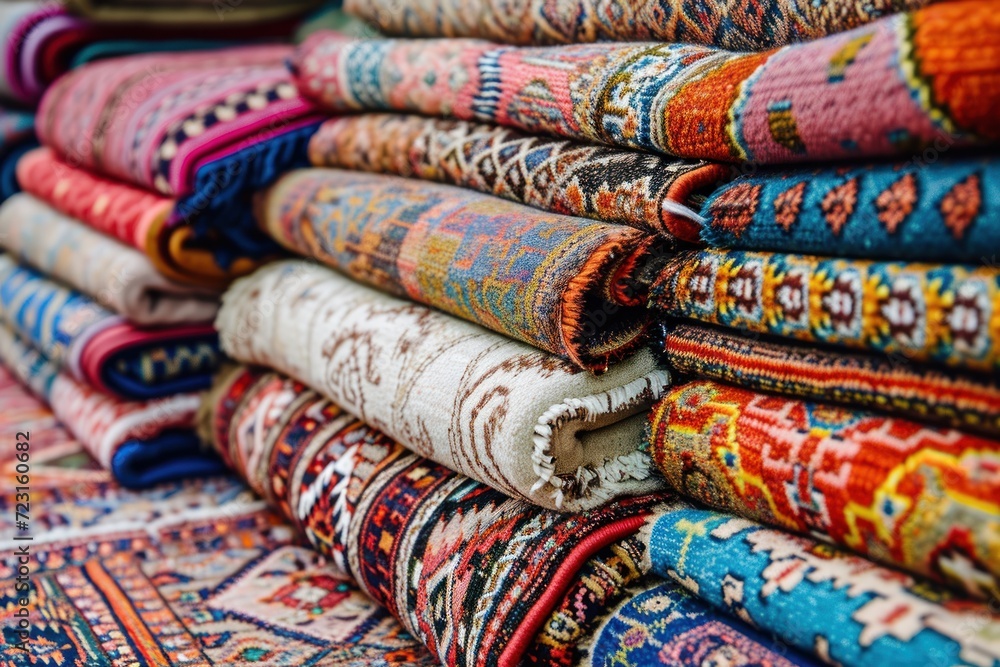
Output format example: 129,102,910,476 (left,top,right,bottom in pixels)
216,261,671,511
346,0,929,49
201,363,673,667
0,255,220,399
259,169,662,371
292,1,1000,164
36,45,325,273
307,114,728,241
649,380,1000,600
659,323,1000,437
0,193,219,325
650,249,1000,375
0,108,36,201
643,507,1000,666
698,156,1000,263
0,325,222,487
